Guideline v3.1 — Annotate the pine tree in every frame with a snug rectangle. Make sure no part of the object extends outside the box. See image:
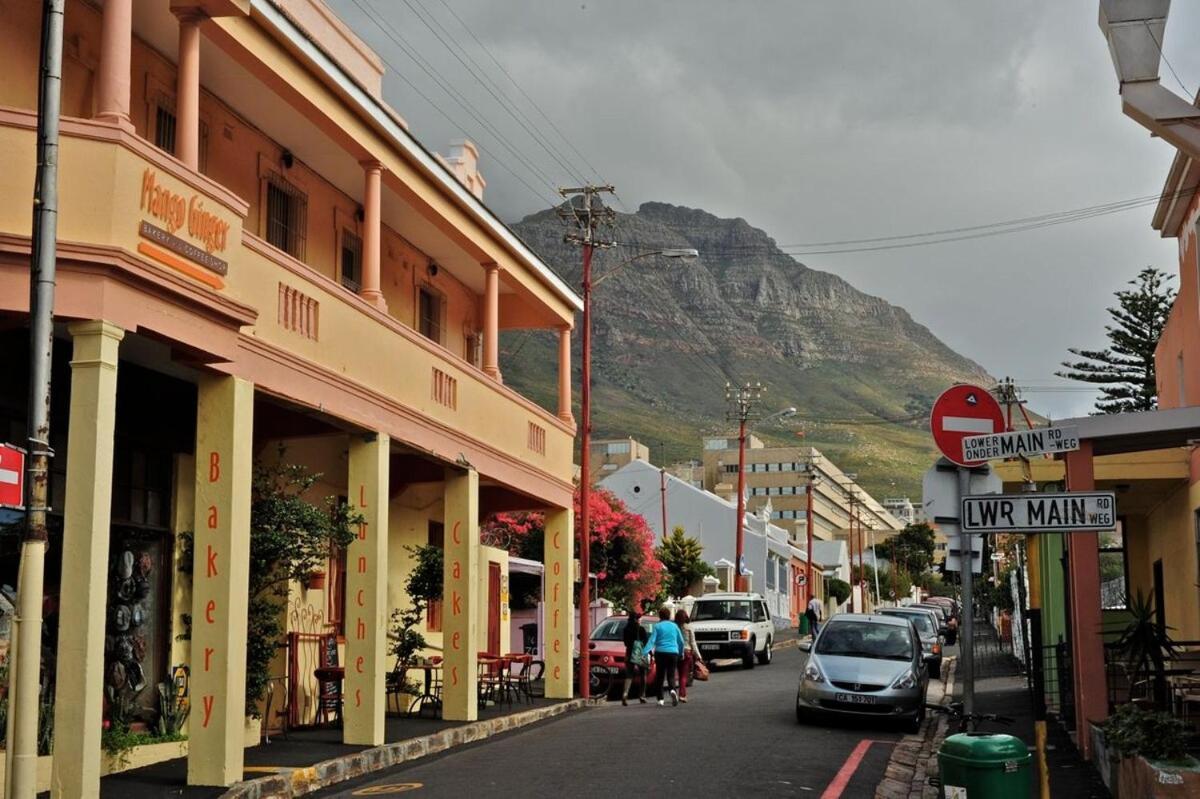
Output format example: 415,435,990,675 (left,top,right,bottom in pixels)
1056,267,1175,414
